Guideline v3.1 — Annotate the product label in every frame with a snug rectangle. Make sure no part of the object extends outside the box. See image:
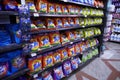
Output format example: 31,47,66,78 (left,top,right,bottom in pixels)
70,19,74,25
70,32,74,39
63,50,68,58
54,54,61,62
64,7,68,13
49,5,54,12
32,60,41,71
31,42,39,51
56,6,61,13
41,36,50,46
48,20,55,28
12,56,25,68
57,19,62,28
53,34,60,43
40,3,47,11
64,20,69,27
64,62,72,75
46,57,53,66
